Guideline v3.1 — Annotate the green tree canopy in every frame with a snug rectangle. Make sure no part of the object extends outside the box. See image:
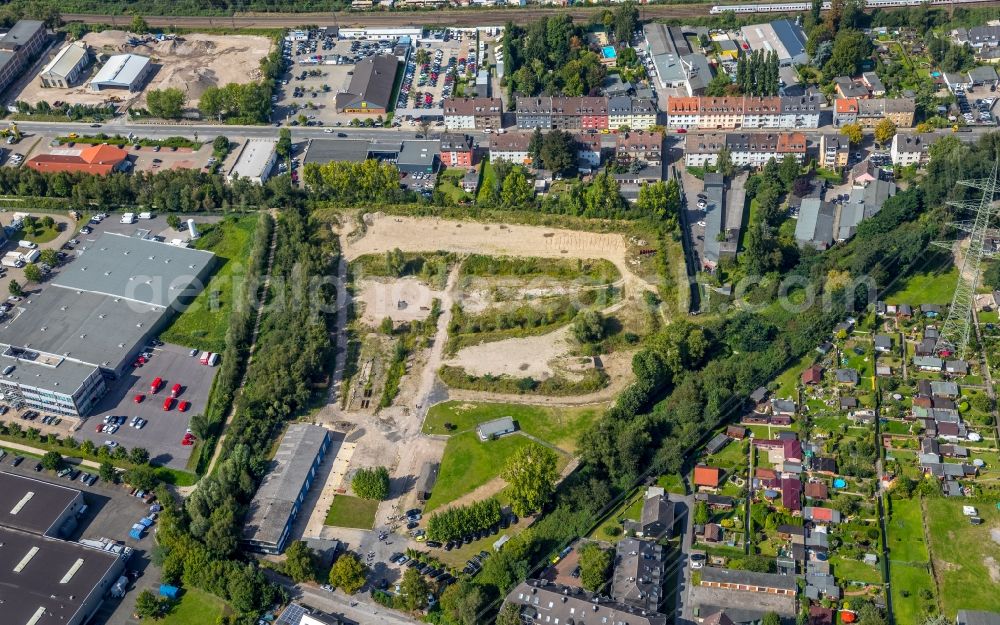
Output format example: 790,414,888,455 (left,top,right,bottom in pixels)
283,541,318,583
351,466,390,501
578,543,612,592
147,88,186,119
328,553,366,594
501,442,559,516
